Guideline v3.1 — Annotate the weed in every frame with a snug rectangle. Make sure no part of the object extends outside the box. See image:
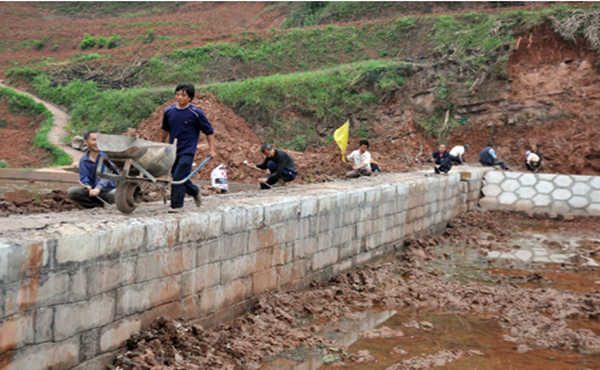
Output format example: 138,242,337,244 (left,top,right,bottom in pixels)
0,160,9,169
33,39,44,50
80,33,96,49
